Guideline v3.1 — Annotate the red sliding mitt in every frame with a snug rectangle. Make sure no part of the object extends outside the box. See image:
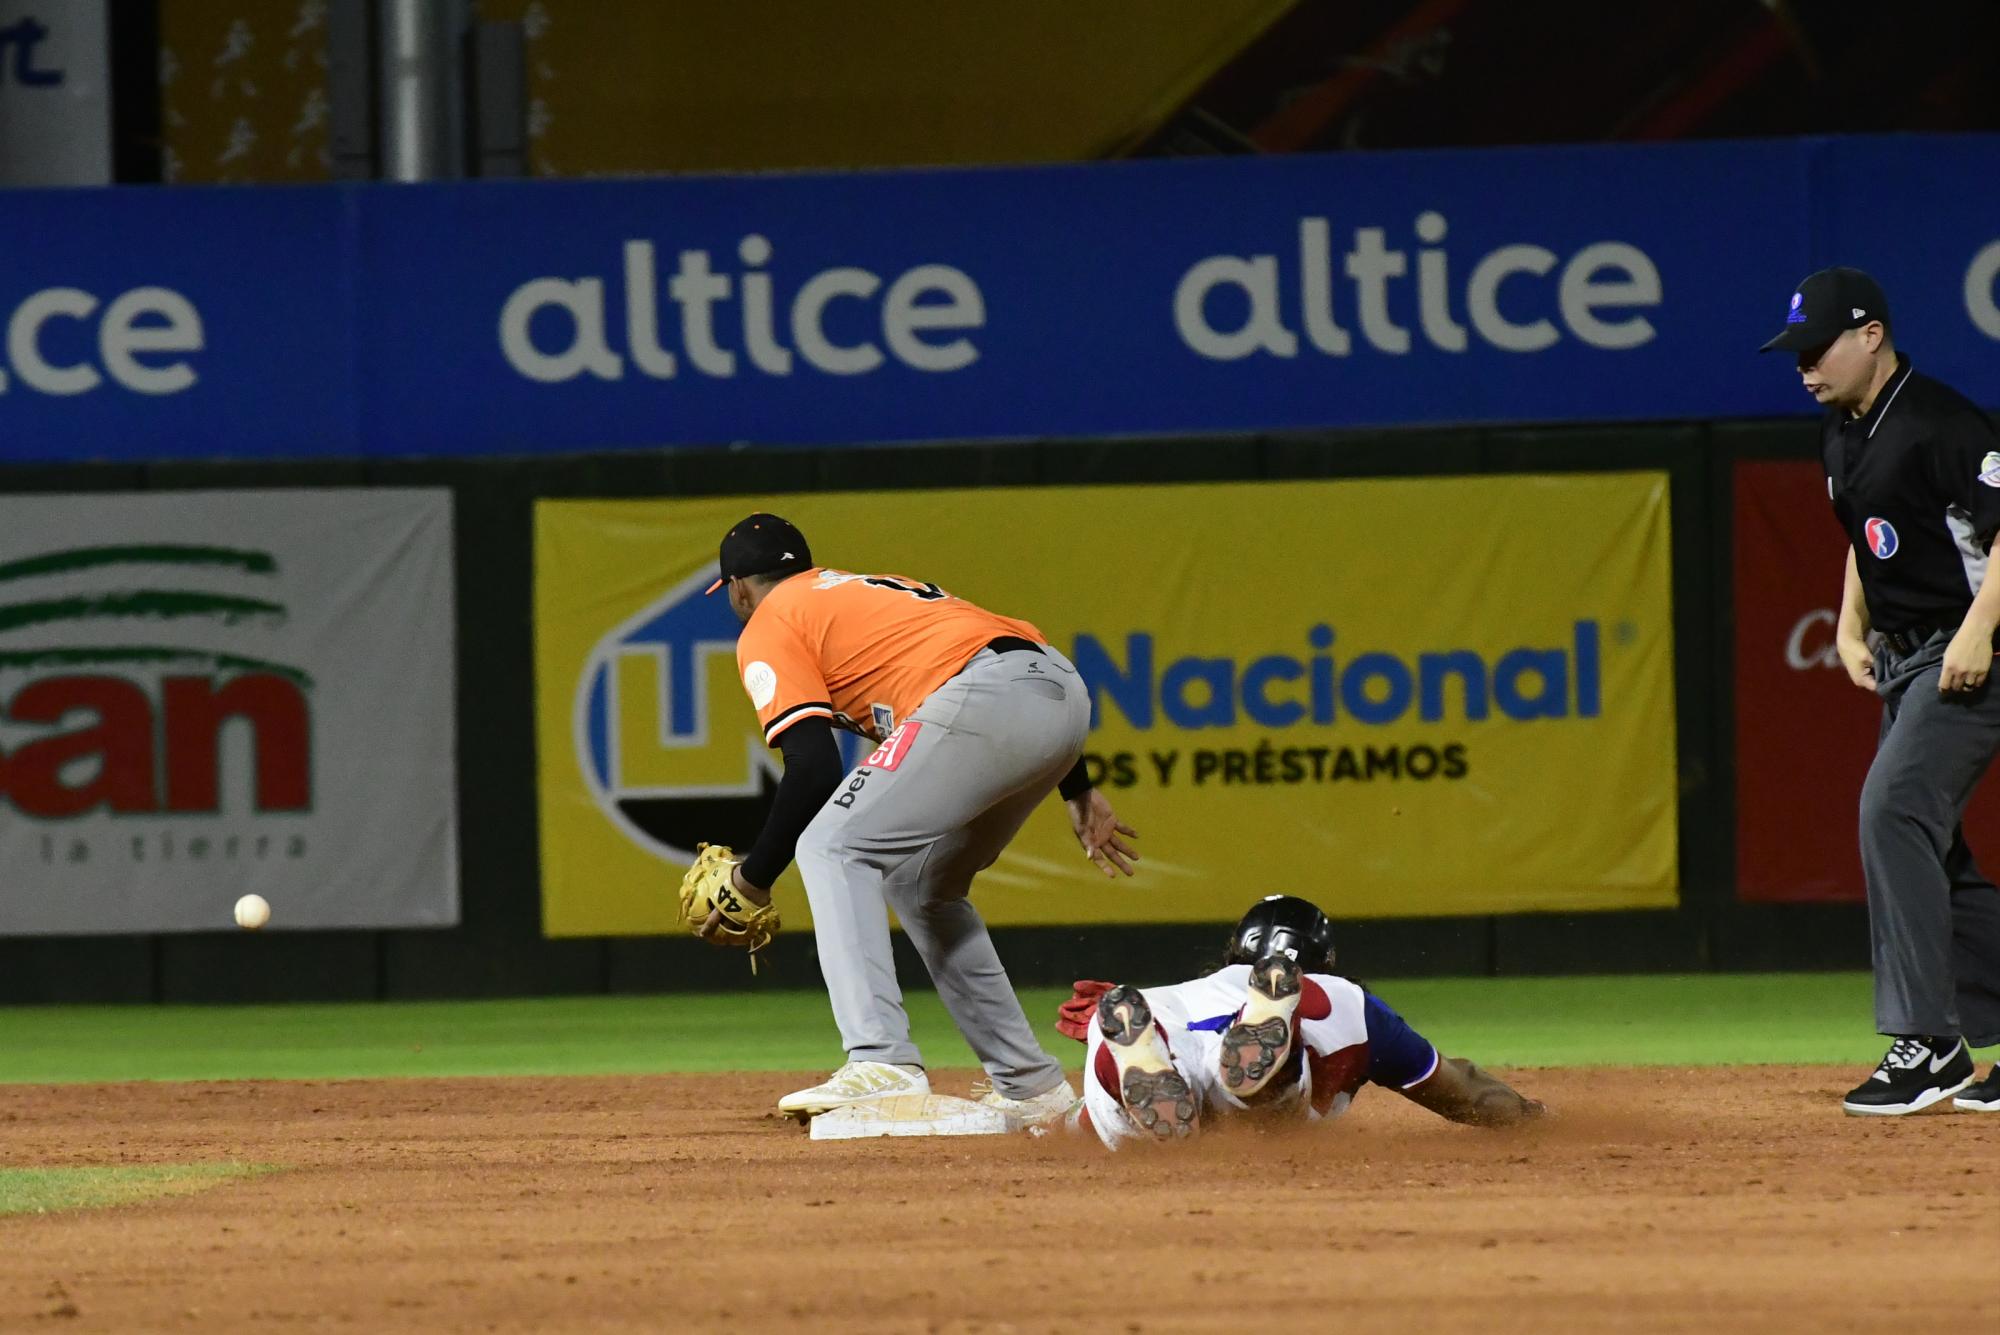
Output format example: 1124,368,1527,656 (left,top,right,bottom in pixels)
1056,979,1117,1042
